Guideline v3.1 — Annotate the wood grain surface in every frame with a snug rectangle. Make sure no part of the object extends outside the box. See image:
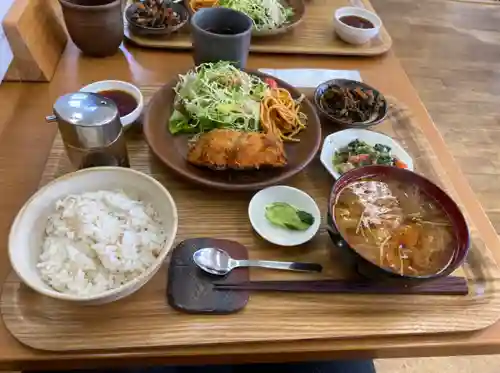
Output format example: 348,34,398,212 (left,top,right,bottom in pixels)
374,0,500,237
2,89,500,352
2,0,67,82
124,0,393,56
1,38,500,367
